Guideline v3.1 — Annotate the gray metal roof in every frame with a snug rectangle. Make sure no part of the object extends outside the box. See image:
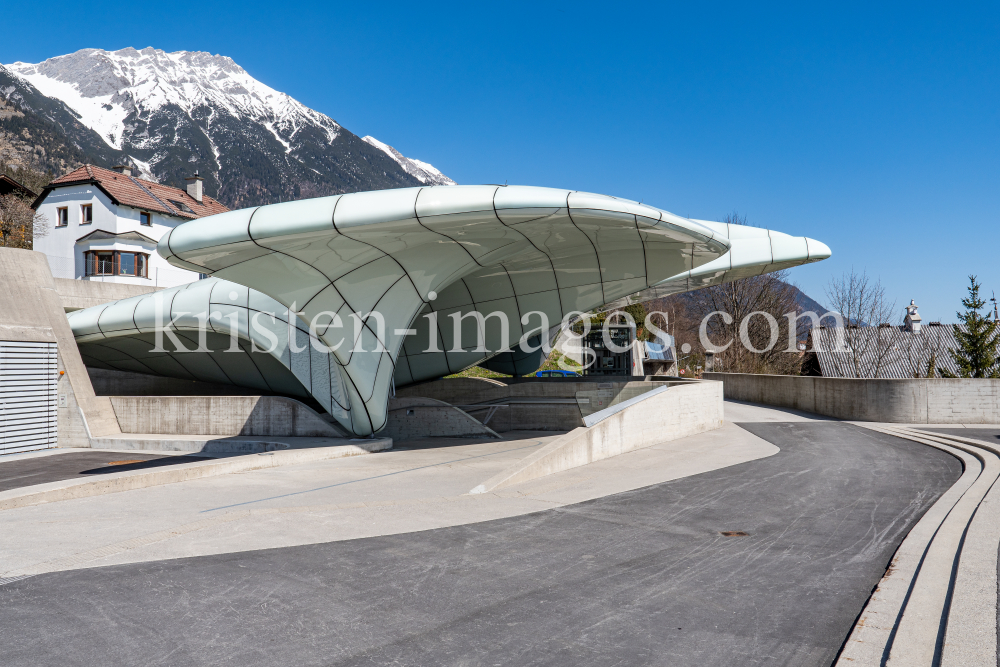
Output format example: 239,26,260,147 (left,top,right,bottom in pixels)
811,325,967,378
